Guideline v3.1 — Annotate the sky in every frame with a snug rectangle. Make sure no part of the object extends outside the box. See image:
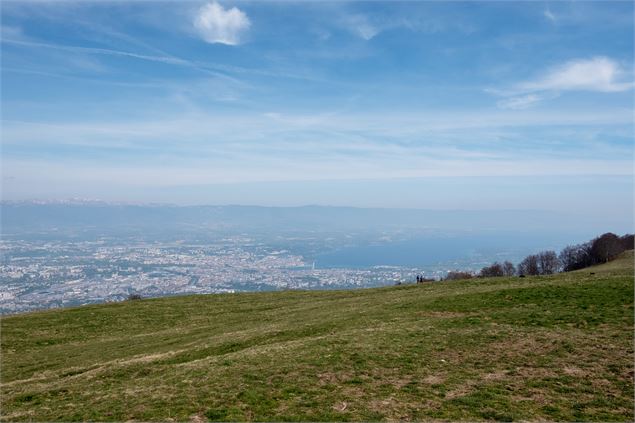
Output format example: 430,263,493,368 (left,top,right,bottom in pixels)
1,1,633,225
